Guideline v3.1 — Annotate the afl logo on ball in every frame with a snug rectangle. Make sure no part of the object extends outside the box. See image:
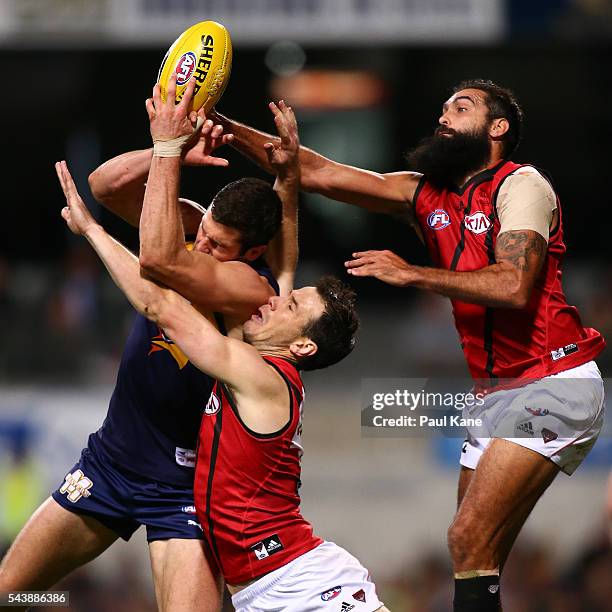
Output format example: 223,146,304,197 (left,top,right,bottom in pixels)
427,209,451,230
204,393,220,415
175,52,197,85
464,212,492,235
